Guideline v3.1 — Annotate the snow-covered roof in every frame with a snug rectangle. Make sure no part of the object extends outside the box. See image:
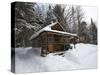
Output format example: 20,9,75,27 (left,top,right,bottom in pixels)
30,22,77,40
